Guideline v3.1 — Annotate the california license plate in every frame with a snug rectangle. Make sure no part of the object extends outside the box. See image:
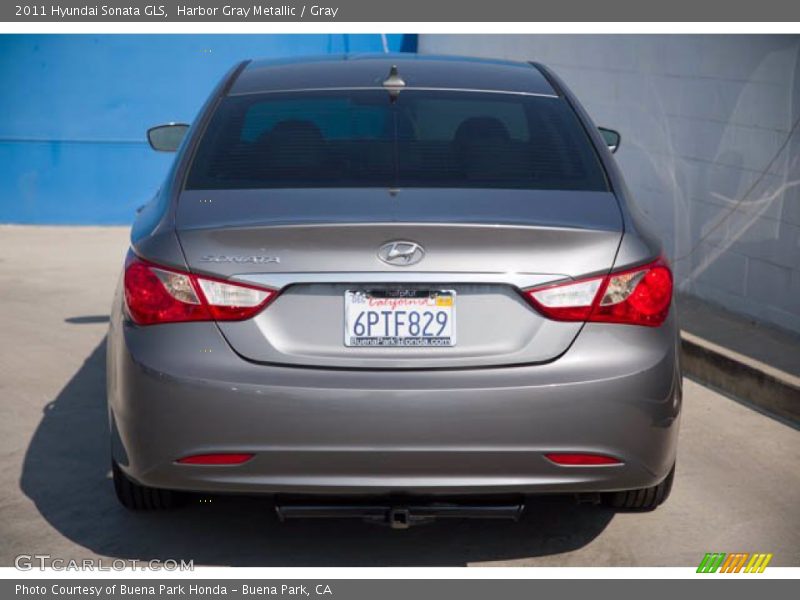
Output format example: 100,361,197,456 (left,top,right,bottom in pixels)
344,289,456,347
